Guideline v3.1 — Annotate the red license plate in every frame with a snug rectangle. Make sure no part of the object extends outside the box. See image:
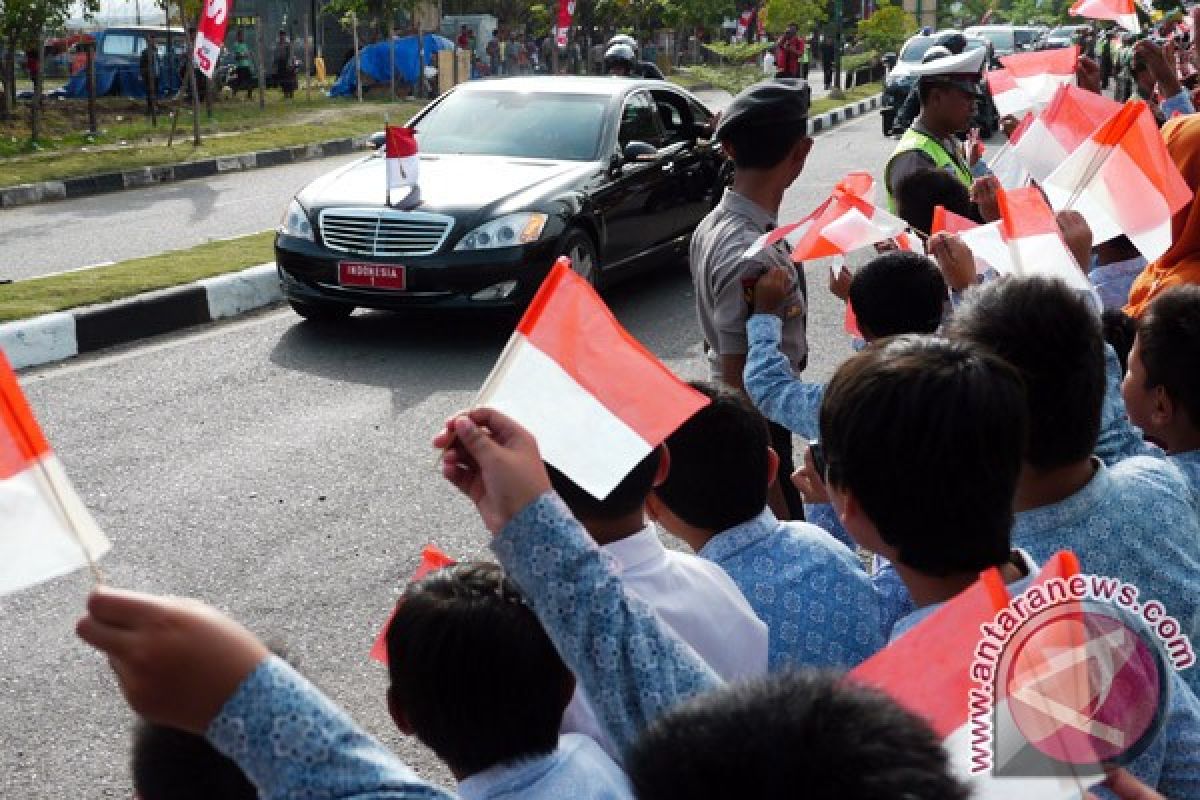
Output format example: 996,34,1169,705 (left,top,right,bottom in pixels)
338,261,406,290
